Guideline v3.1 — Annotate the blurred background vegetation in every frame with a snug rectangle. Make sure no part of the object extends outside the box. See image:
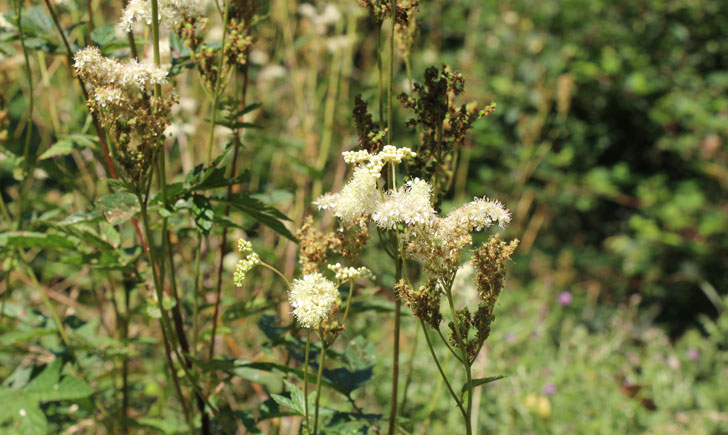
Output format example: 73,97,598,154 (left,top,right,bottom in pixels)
1,0,726,433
